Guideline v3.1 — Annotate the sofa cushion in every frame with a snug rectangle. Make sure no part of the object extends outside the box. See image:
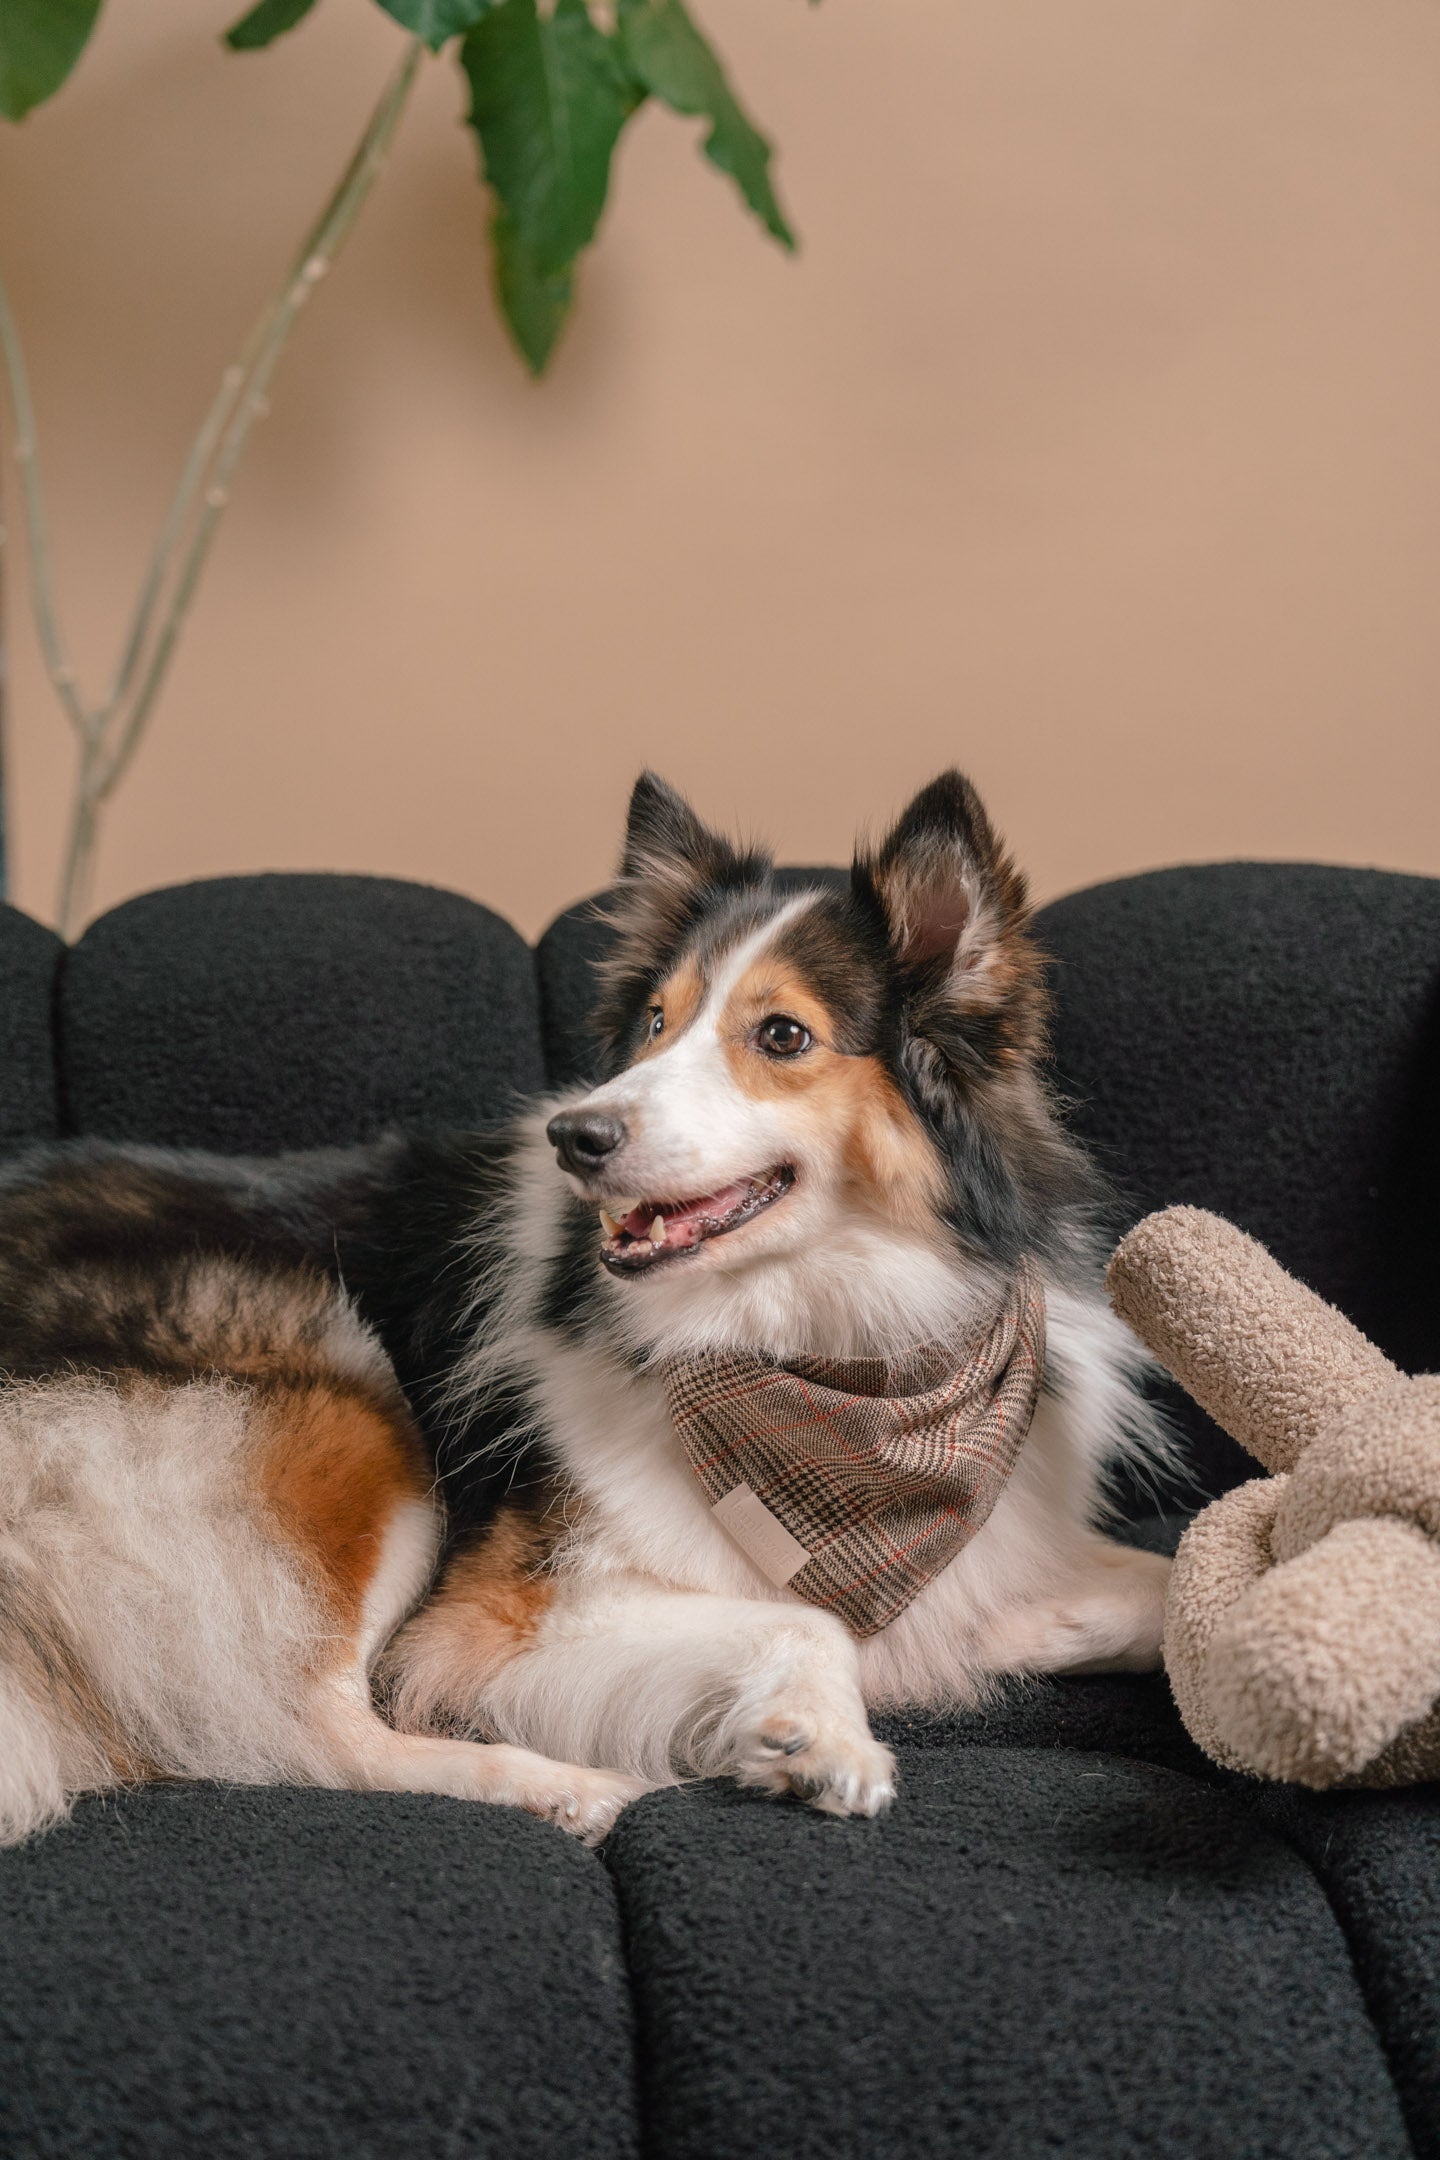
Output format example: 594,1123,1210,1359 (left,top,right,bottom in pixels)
0,1783,640,2160
1252,1781,1440,2158
0,900,62,1155
891,1677,1440,2158
60,874,545,1152
604,1746,1411,2160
